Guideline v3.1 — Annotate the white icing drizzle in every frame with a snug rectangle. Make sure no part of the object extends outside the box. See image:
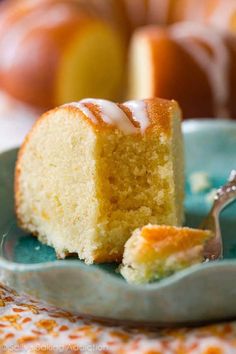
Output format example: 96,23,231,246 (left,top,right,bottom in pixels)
124,100,149,134
210,0,236,29
81,99,138,134
65,101,98,124
66,99,150,134
170,22,230,118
